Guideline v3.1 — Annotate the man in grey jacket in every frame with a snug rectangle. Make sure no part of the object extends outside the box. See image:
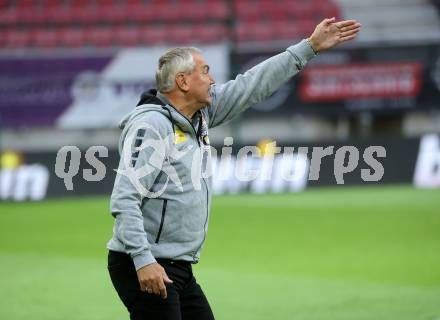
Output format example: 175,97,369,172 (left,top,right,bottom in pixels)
107,17,361,320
